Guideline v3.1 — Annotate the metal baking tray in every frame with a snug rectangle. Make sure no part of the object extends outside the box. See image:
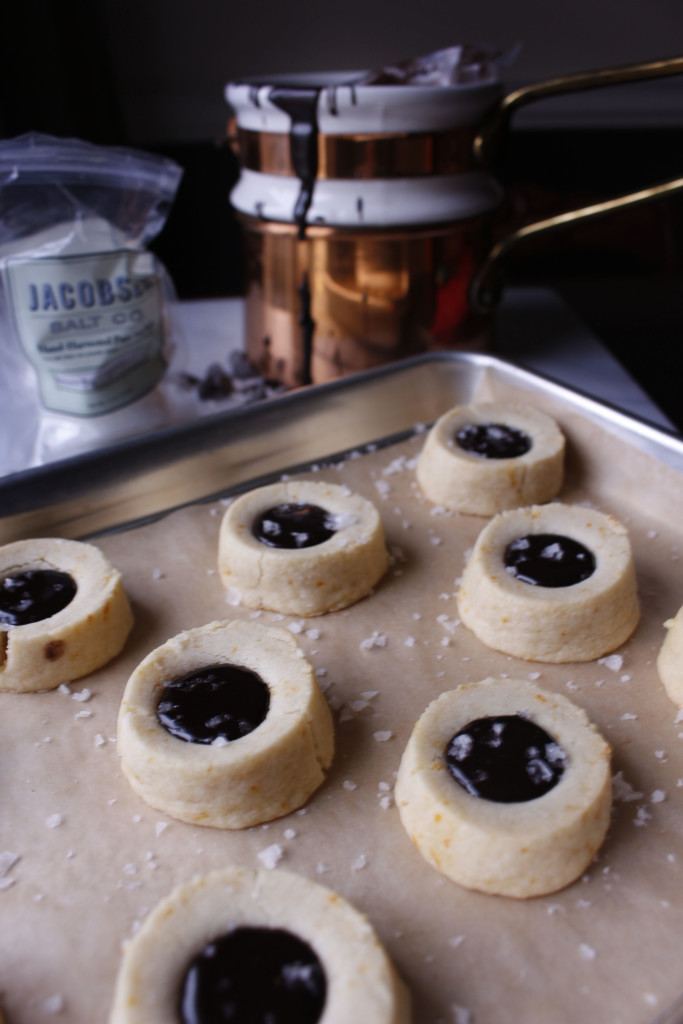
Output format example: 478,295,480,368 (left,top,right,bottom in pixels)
3,352,683,1024
1,351,682,544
